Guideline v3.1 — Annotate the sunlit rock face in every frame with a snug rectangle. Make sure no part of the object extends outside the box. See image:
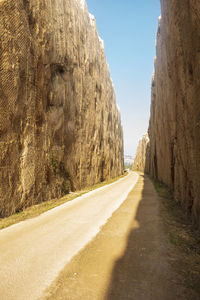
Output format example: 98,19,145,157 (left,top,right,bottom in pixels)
133,134,150,173
0,0,124,217
149,0,200,225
